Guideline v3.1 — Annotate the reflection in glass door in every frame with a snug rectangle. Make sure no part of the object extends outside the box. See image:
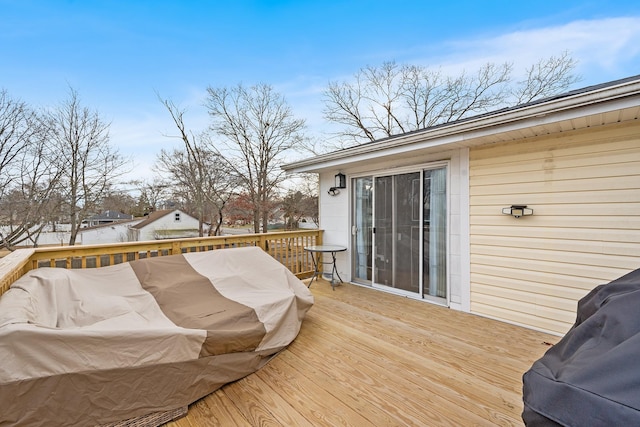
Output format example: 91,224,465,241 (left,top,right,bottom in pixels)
351,166,447,303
